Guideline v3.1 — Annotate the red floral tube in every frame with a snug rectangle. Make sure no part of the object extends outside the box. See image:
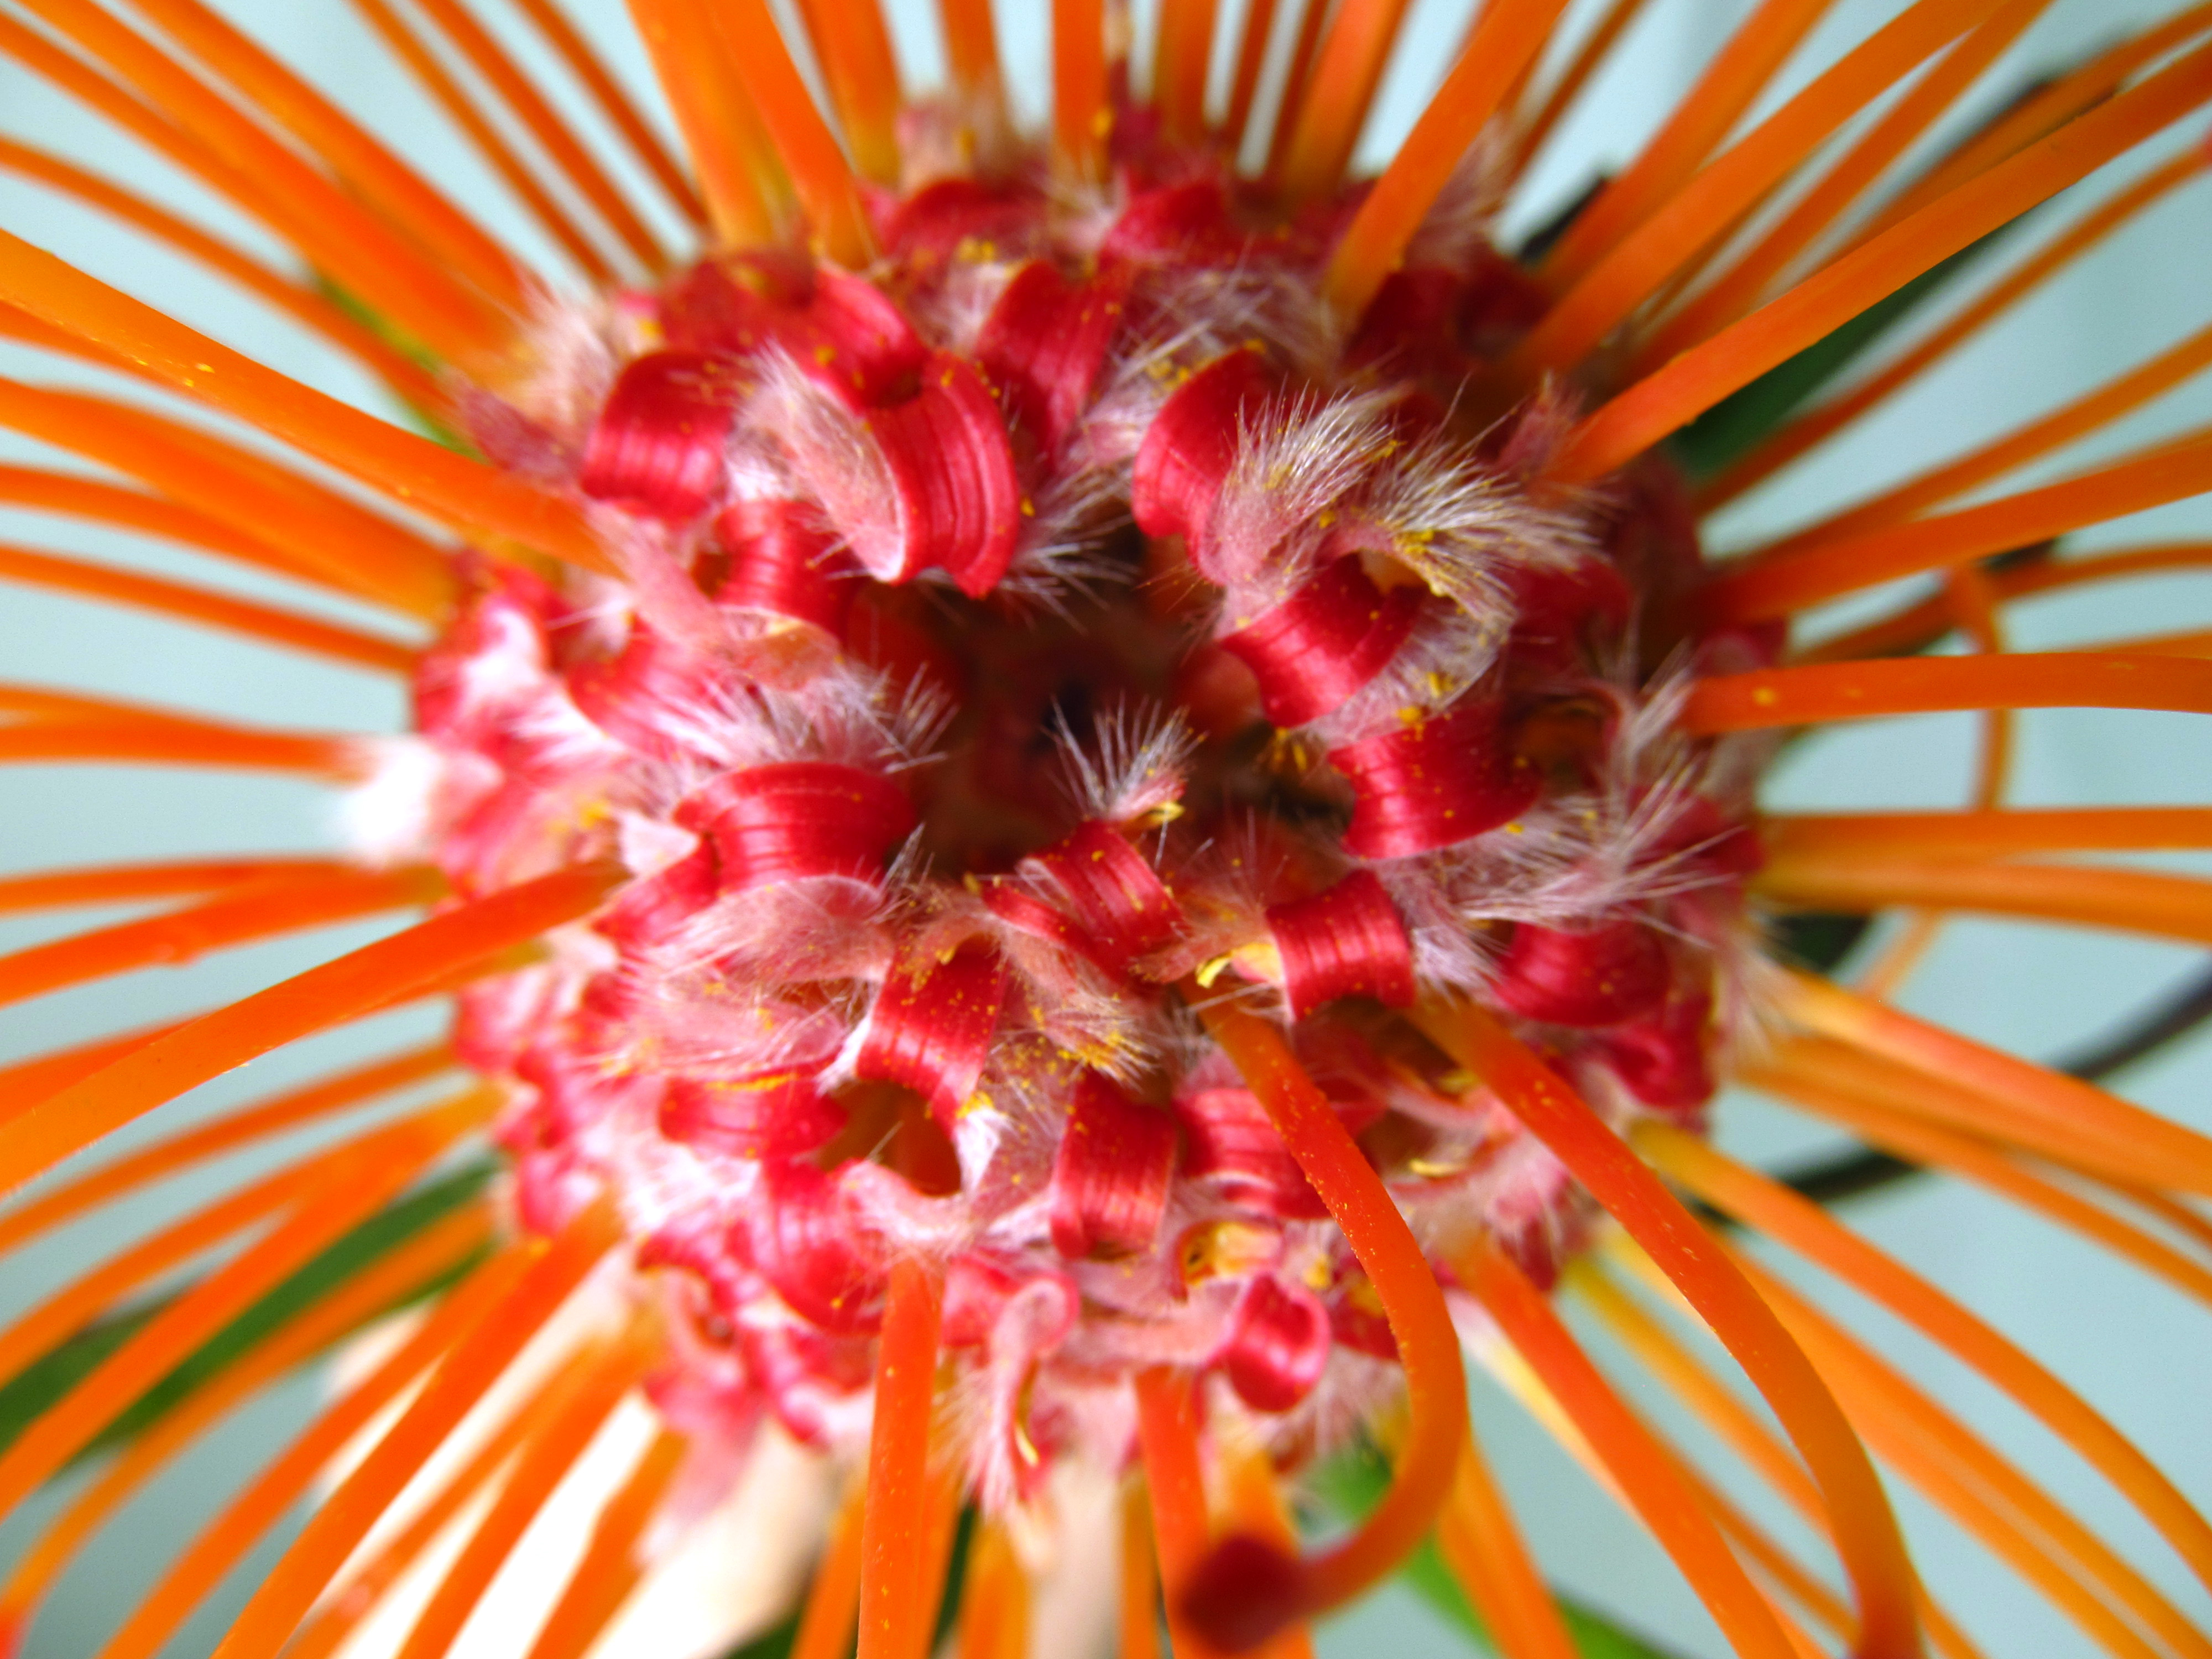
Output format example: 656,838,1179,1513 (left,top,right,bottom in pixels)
715,499,854,637
1026,820,1185,974
1048,1071,1178,1260
975,260,1131,456
1265,870,1416,1017
578,349,748,523
864,353,1022,597
1131,348,1272,560
855,941,1011,1128
1217,557,1427,728
1328,698,1540,858
1490,918,1671,1029
675,761,916,893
